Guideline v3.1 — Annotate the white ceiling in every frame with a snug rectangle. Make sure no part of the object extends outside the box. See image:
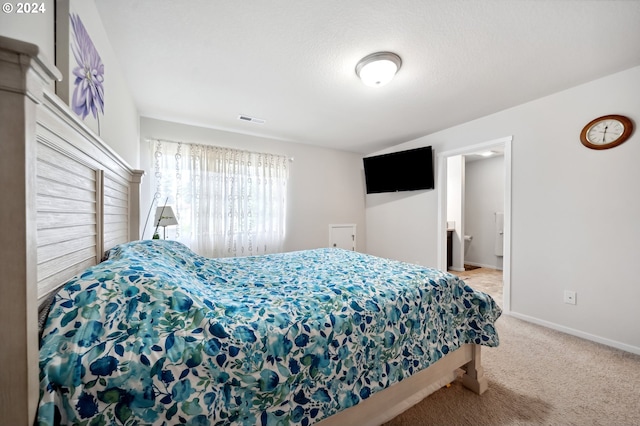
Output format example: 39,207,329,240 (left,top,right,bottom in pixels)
95,0,640,154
